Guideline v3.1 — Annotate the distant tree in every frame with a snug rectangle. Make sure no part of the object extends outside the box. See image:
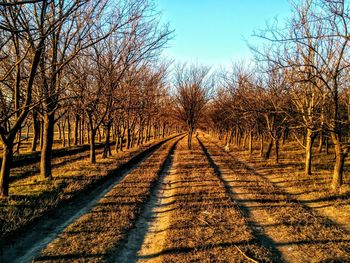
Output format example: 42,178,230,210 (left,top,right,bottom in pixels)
173,64,212,149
